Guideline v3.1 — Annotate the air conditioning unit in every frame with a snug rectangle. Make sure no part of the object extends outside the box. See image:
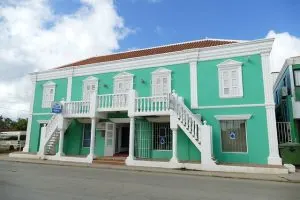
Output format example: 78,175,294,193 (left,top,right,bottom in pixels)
281,87,288,97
